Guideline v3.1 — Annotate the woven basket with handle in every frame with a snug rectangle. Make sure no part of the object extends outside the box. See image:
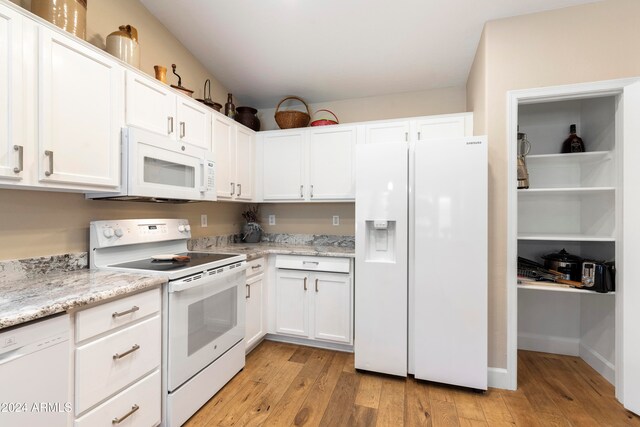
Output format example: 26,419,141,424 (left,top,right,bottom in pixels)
310,109,339,126
274,96,310,129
